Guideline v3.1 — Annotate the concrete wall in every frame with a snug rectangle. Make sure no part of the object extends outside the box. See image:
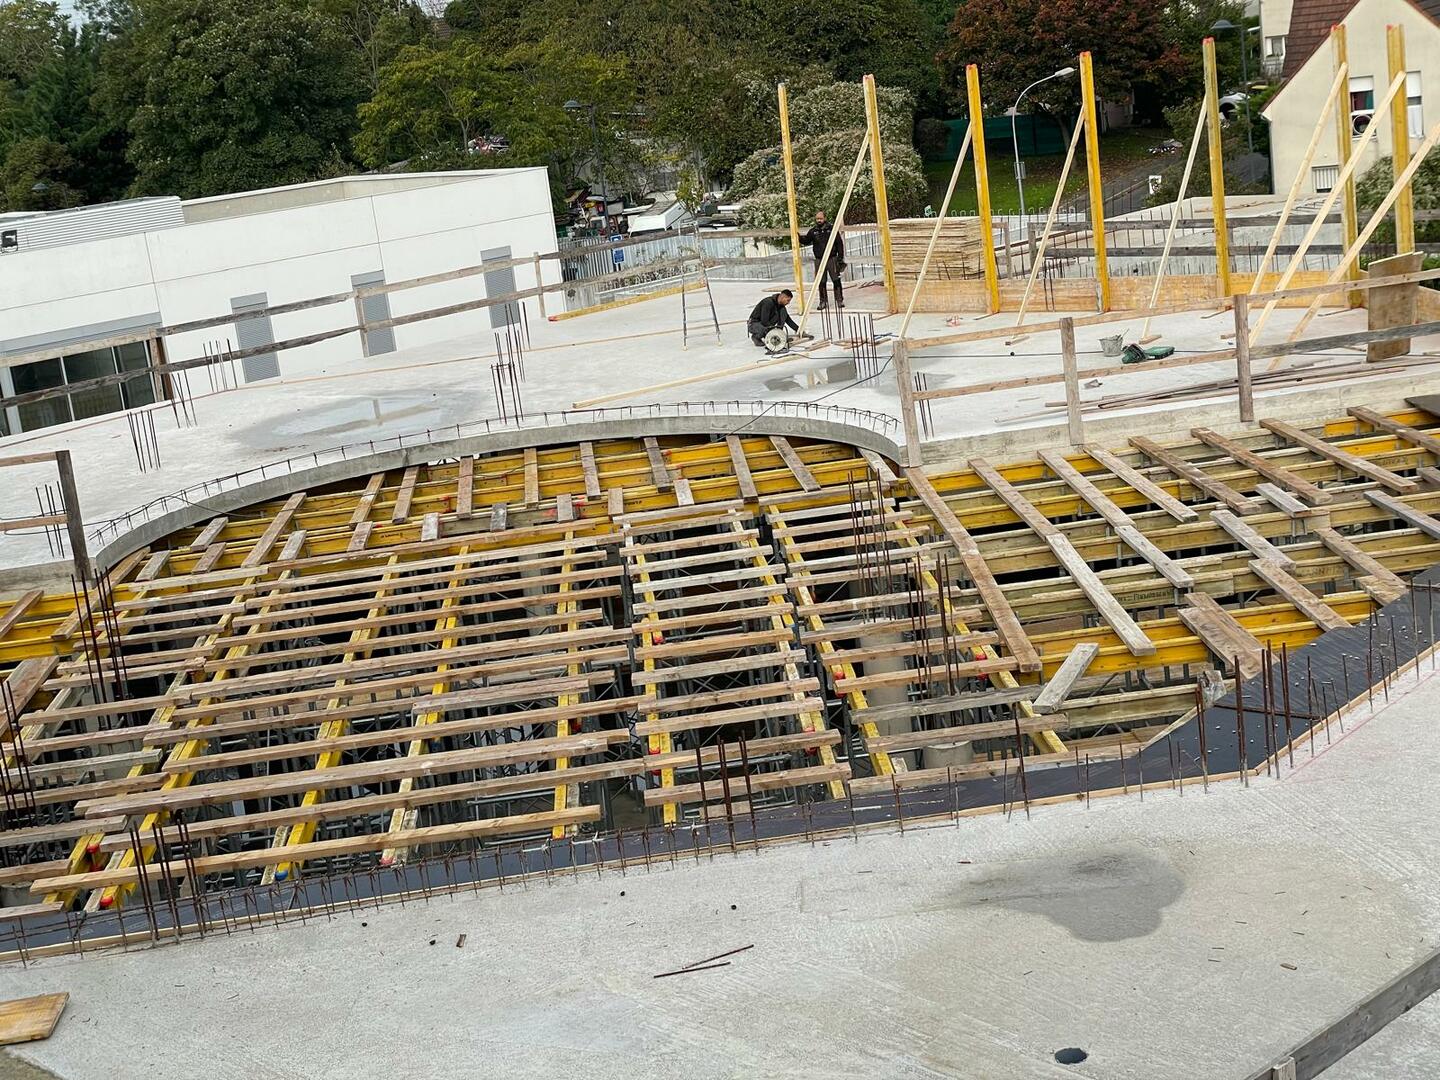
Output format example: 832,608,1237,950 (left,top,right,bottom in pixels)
1264,0,1440,199
0,169,560,385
